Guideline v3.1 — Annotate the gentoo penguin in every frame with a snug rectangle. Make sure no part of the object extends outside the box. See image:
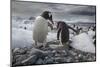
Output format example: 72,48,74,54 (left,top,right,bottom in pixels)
57,21,78,48
33,11,54,48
